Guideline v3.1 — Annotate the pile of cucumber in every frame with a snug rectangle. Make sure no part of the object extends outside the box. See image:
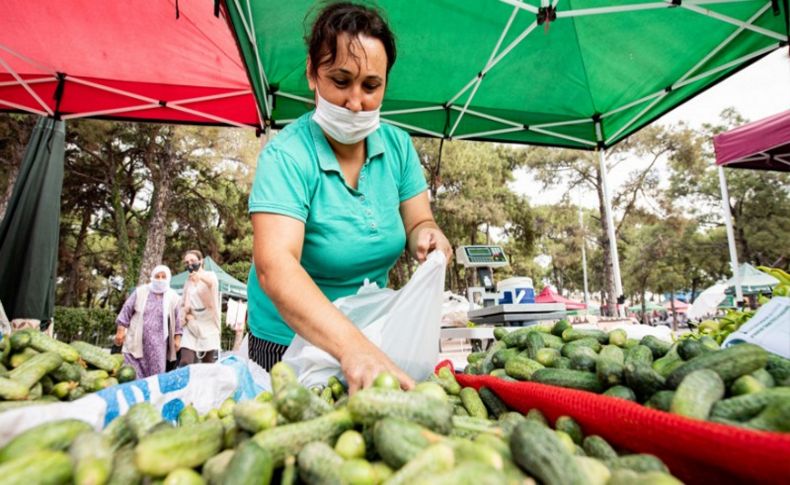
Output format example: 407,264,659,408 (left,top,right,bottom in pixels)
0,362,685,485
464,321,790,432
0,330,137,410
